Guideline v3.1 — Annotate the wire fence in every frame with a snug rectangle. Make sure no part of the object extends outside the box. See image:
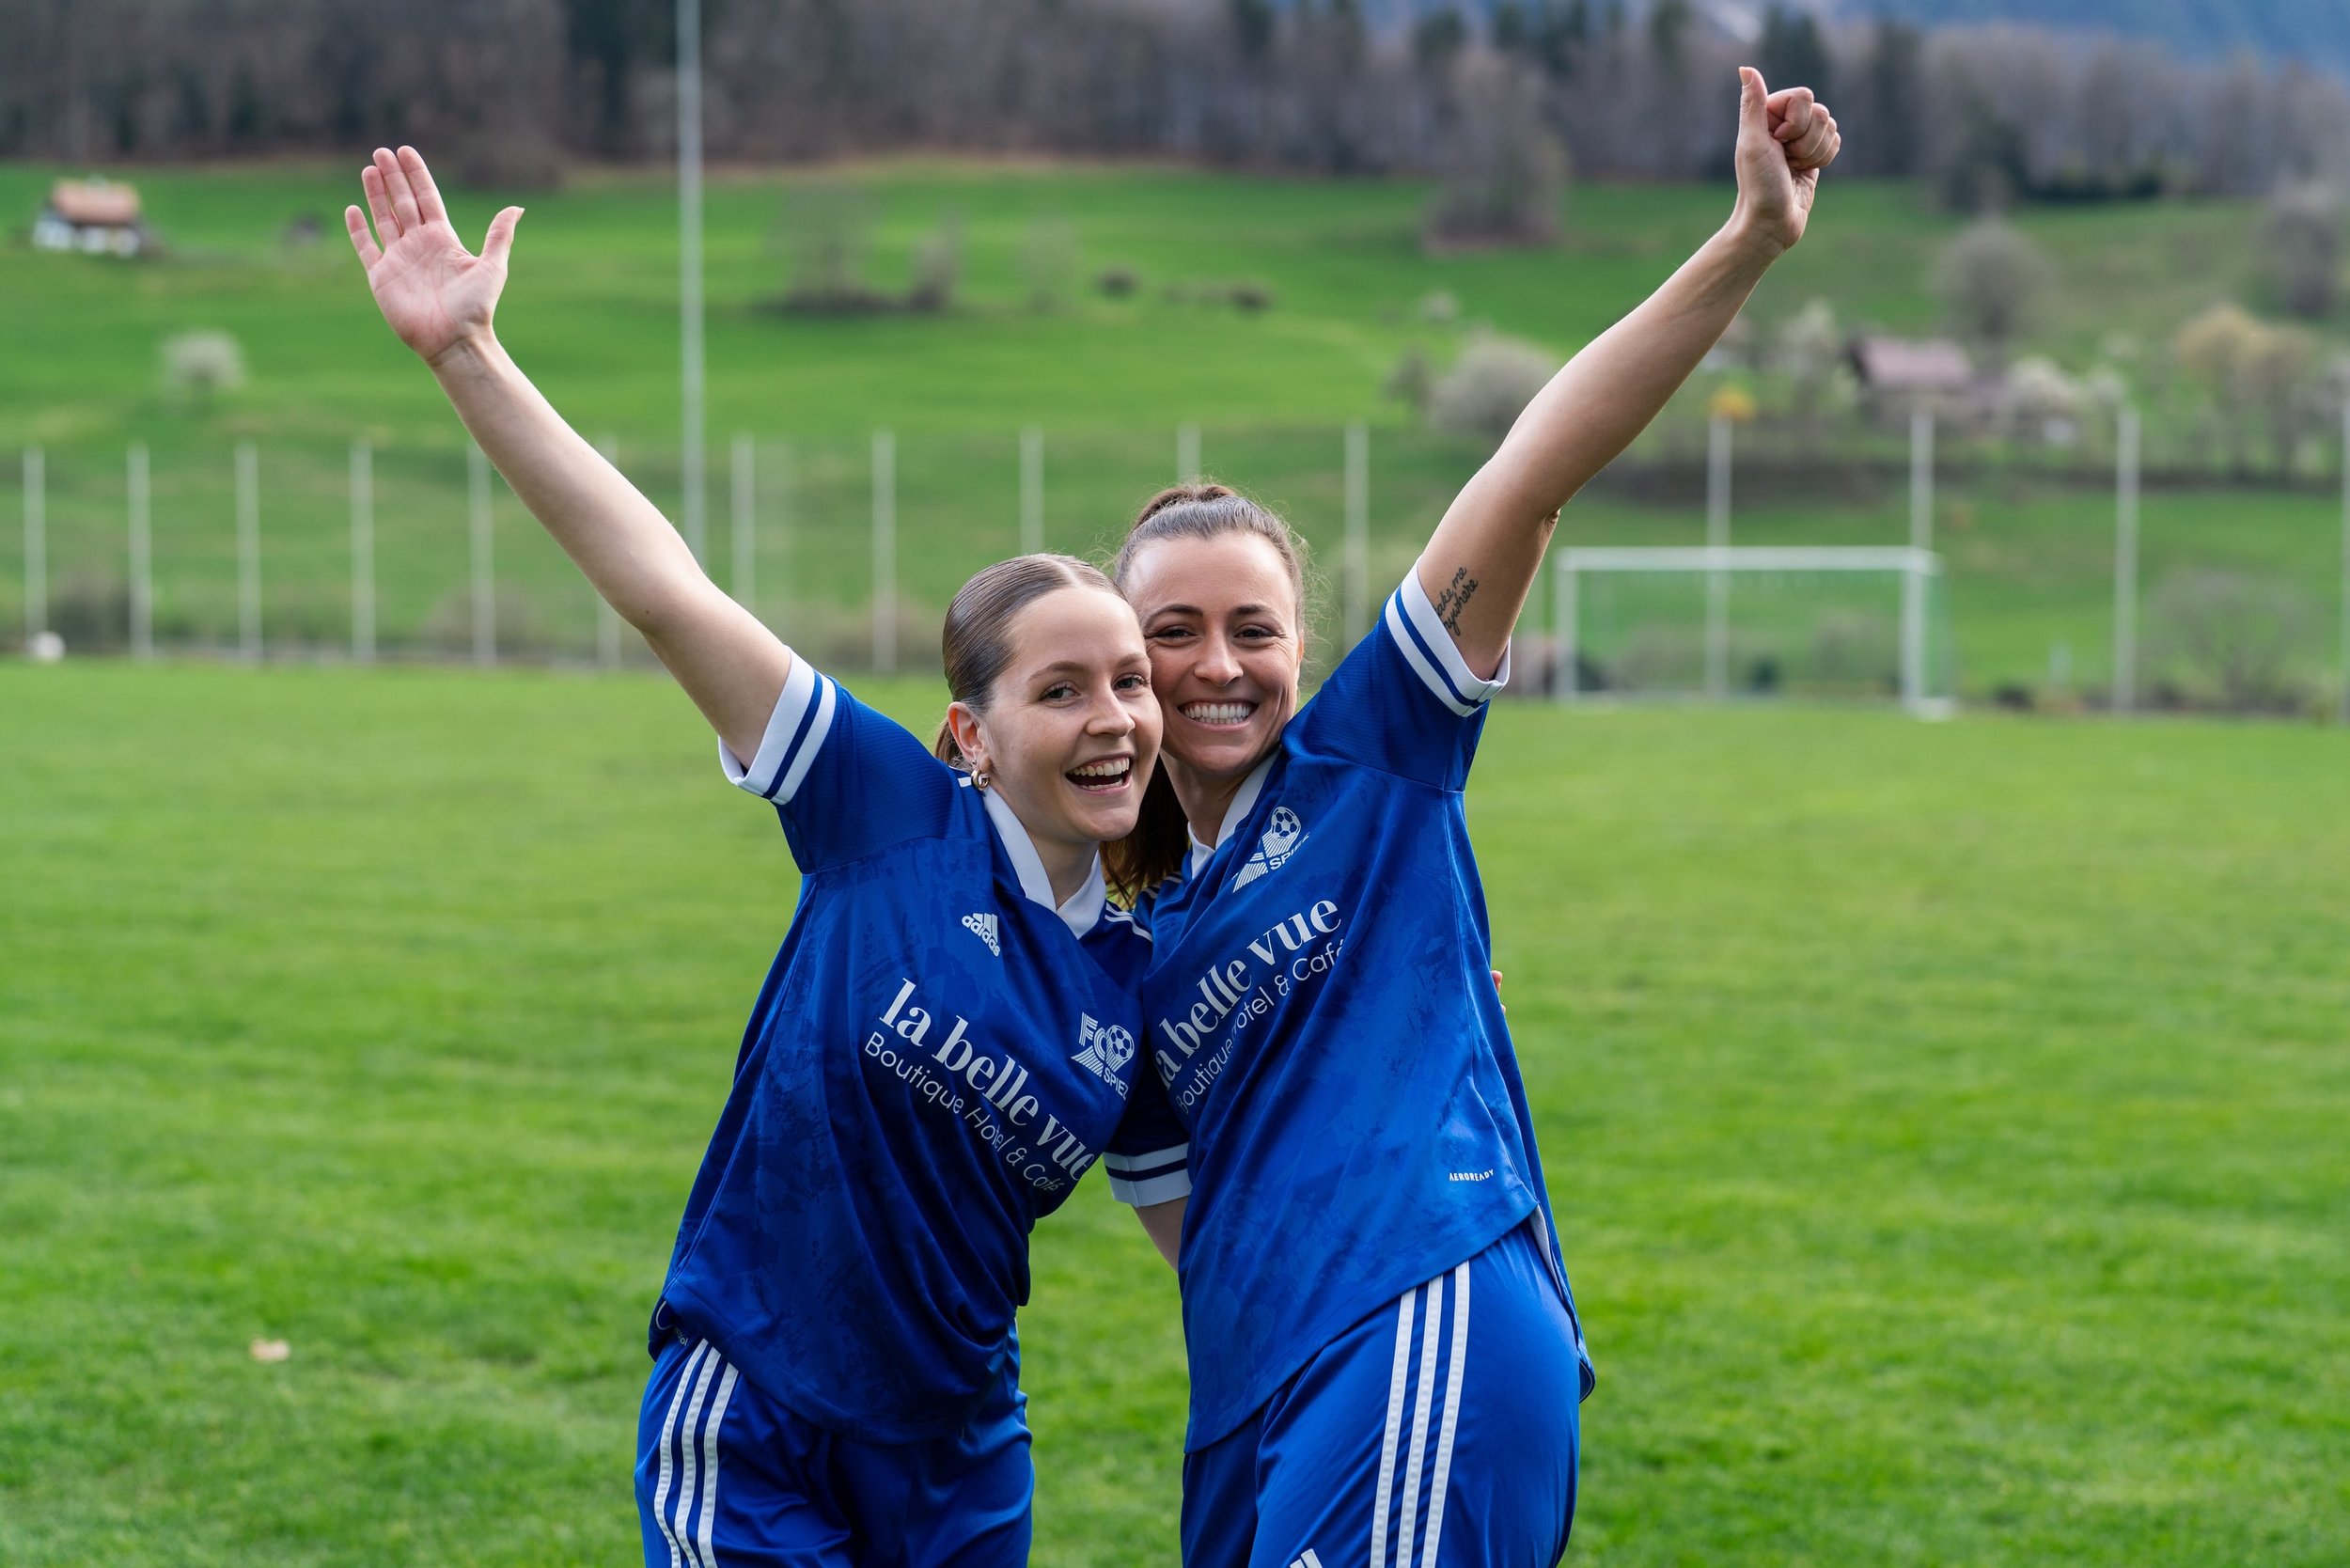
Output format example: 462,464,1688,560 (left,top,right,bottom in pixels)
7,415,2349,717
